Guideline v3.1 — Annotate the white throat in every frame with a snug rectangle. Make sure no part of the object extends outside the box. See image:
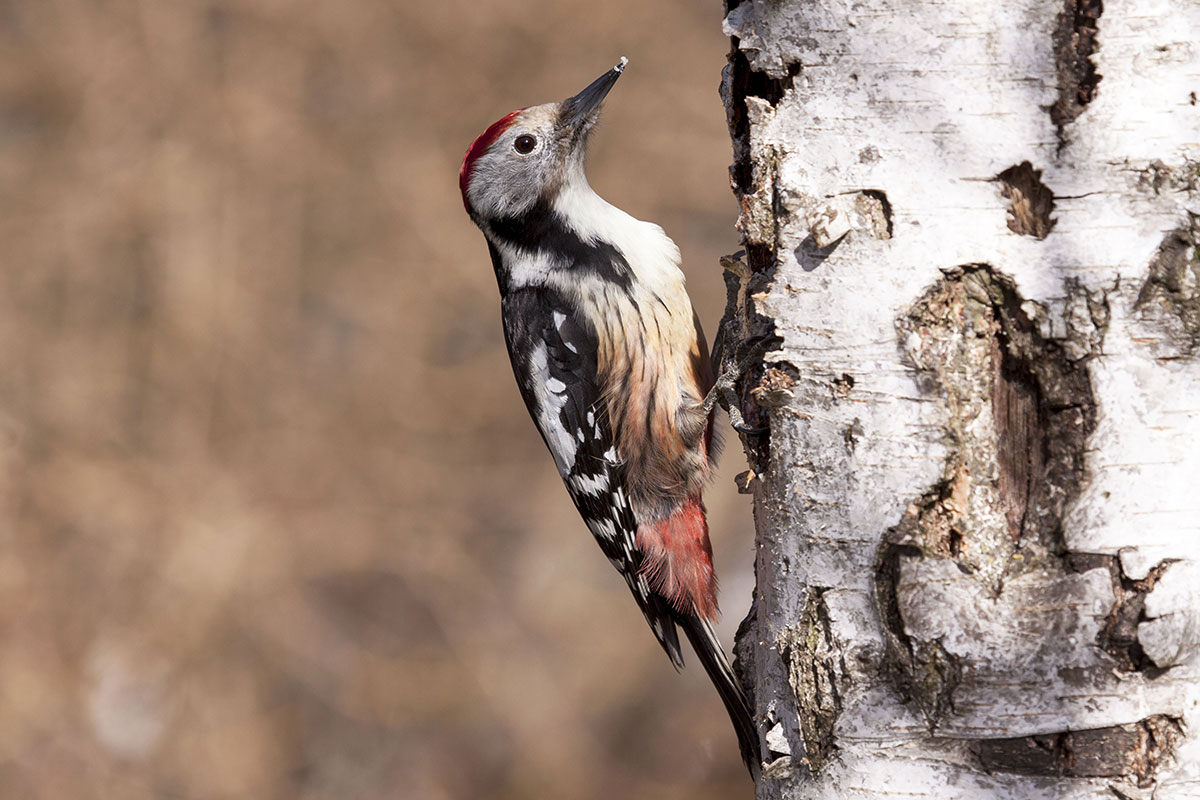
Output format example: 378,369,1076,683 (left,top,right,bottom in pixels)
552,176,684,295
